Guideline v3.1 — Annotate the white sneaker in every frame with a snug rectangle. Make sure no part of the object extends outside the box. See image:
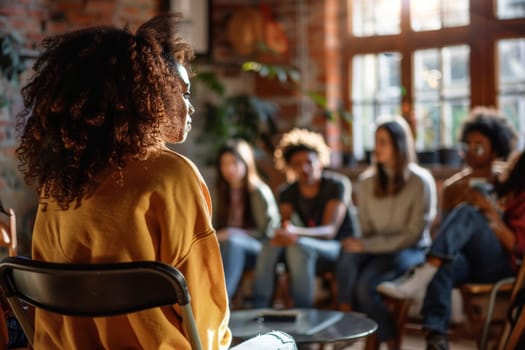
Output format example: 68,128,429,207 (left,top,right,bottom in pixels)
377,263,438,300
